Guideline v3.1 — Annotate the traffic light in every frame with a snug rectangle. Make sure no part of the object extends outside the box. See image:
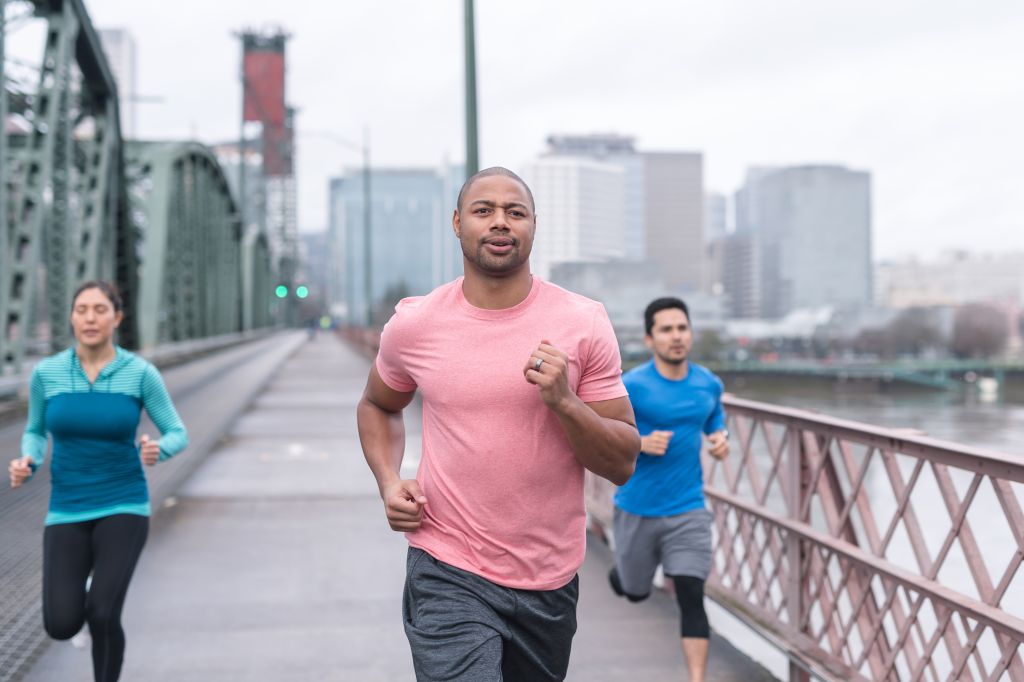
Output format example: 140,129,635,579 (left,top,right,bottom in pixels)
275,285,288,299
295,285,309,299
